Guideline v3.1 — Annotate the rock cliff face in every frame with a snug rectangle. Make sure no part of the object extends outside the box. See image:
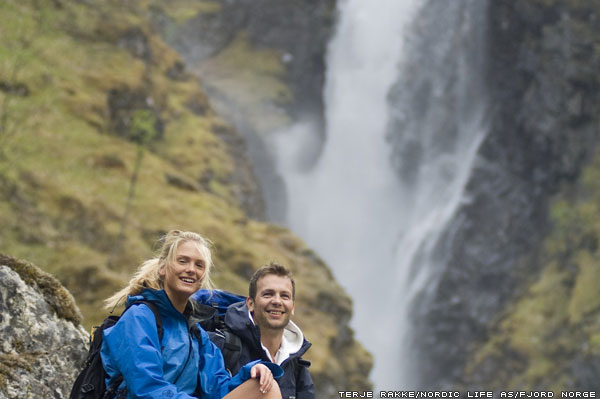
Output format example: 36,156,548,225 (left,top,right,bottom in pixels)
0,255,88,399
161,0,335,121
154,0,336,222
405,0,600,389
